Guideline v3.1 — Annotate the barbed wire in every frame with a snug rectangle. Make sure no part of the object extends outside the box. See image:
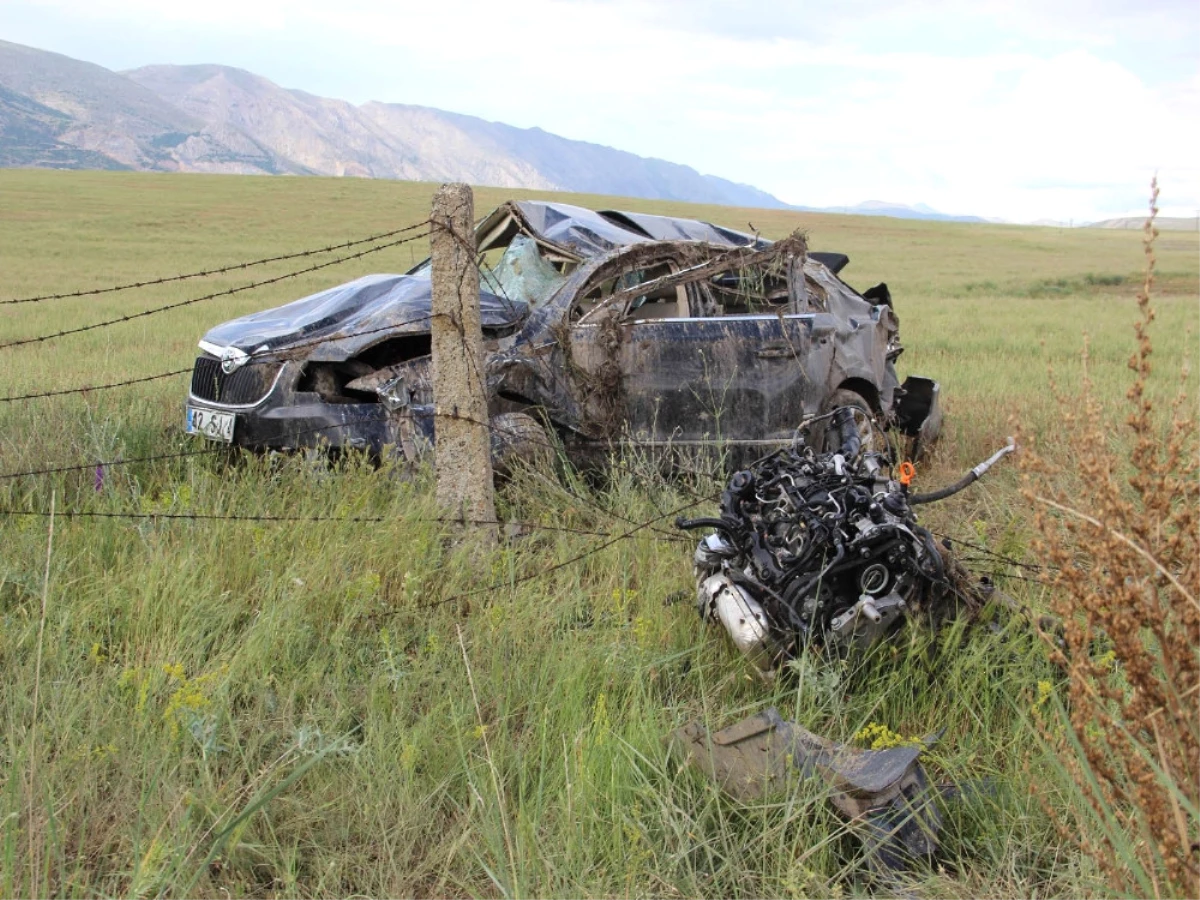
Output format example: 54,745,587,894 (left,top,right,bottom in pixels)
0,506,623,538
0,444,219,481
0,368,192,403
0,311,439,405
0,406,396,480
1,482,705,628
519,466,697,545
2,222,431,305
0,207,718,620
0,227,430,351
431,405,726,539
932,529,1054,572
418,494,713,611
0,401,708,557
2,210,722,551
0,390,737,560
